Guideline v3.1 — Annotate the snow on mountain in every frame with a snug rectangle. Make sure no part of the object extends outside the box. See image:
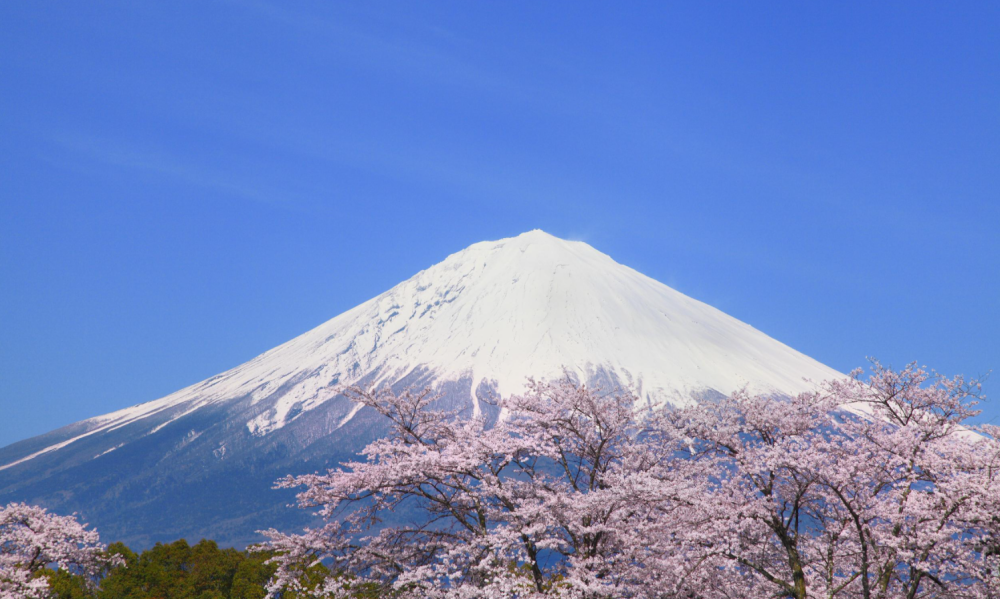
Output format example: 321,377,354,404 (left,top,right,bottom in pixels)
1,230,842,473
